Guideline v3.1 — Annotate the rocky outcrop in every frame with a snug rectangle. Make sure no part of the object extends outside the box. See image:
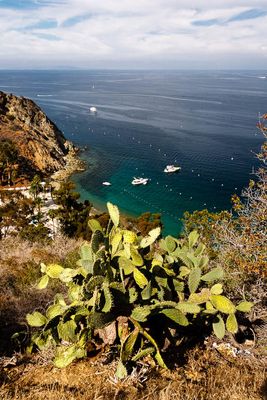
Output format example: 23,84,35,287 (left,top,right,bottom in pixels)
0,91,81,177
